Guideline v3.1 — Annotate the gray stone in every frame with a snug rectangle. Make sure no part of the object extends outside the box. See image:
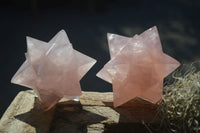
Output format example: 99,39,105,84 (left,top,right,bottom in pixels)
0,90,159,133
